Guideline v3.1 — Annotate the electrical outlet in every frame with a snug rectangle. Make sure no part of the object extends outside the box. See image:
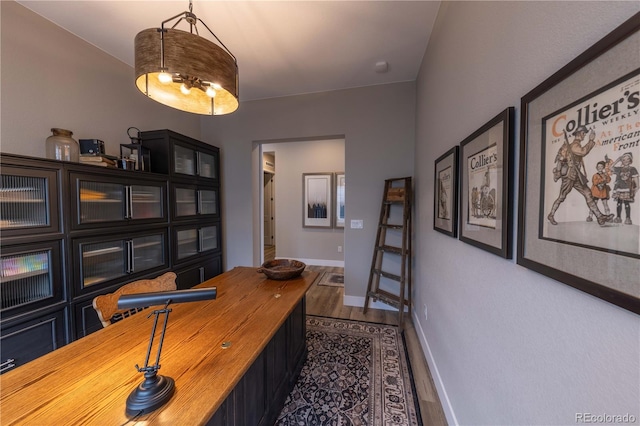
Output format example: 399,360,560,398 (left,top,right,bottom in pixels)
338,245,343,253
423,304,428,321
